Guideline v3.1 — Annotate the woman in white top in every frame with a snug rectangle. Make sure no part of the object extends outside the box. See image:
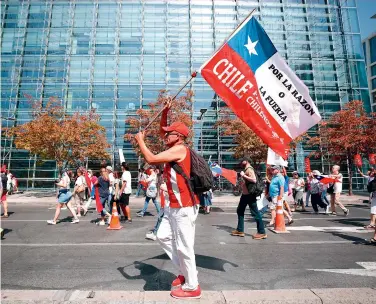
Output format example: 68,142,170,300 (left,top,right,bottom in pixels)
329,165,349,216
47,170,79,225
292,172,306,212
73,168,87,217
137,165,161,217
